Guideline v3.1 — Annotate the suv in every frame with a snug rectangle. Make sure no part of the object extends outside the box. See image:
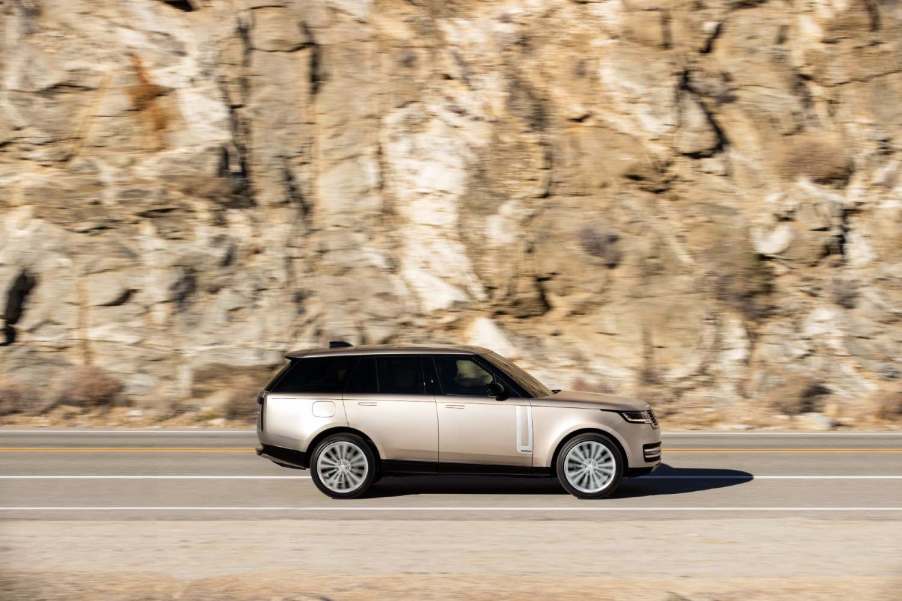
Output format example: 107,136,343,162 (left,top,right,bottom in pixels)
256,343,661,499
